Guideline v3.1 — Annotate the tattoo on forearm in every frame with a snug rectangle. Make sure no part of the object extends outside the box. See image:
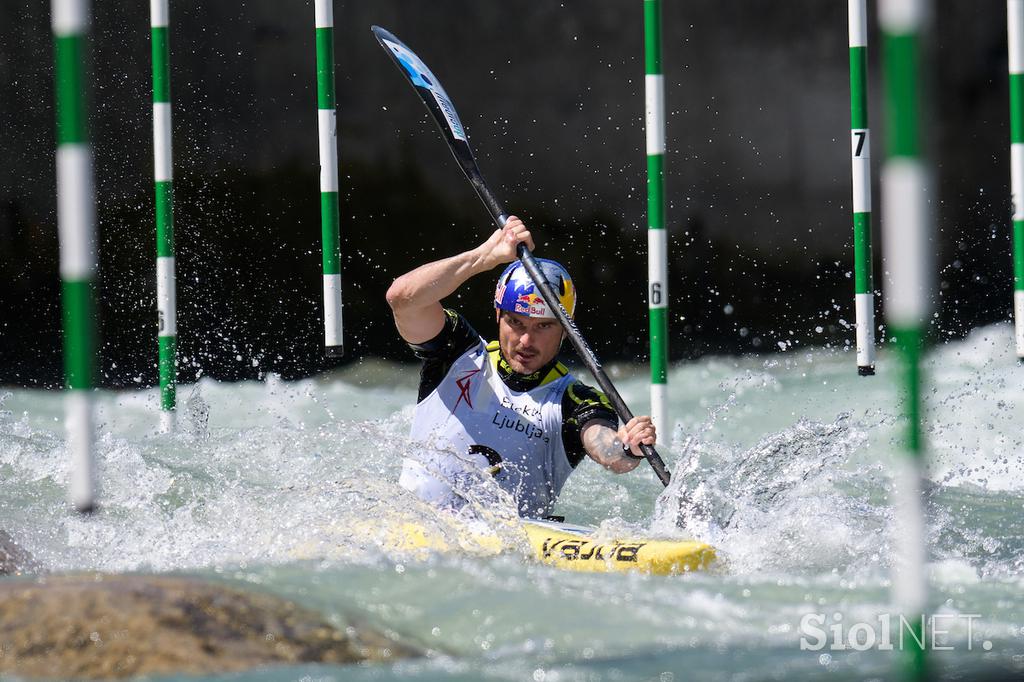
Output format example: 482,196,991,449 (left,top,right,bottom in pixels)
581,420,624,464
